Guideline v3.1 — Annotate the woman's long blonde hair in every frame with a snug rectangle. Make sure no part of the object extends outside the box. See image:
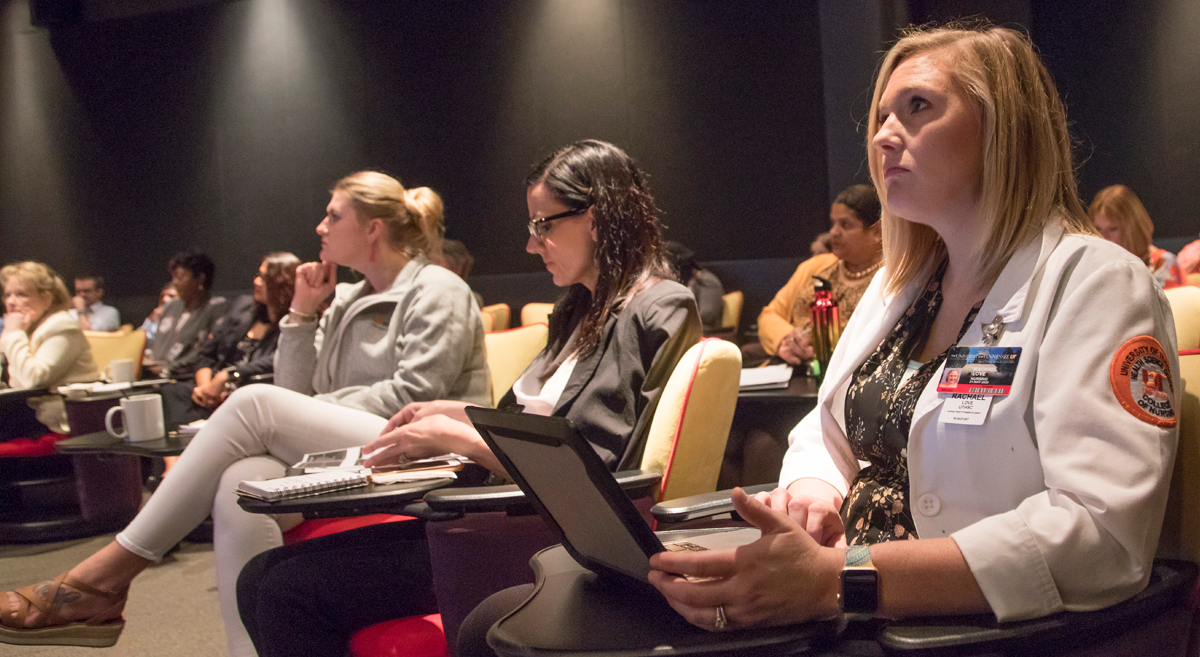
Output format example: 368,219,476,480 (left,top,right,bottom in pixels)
867,24,1092,295
1088,184,1154,264
333,171,445,258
